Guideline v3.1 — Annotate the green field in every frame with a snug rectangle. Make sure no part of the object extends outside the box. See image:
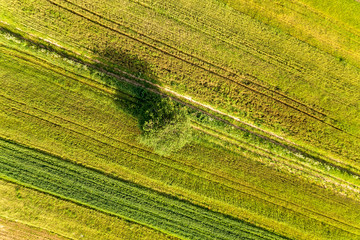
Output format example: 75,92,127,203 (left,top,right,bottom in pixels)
0,180,177,240
0,138,291,240
0,0,360,239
